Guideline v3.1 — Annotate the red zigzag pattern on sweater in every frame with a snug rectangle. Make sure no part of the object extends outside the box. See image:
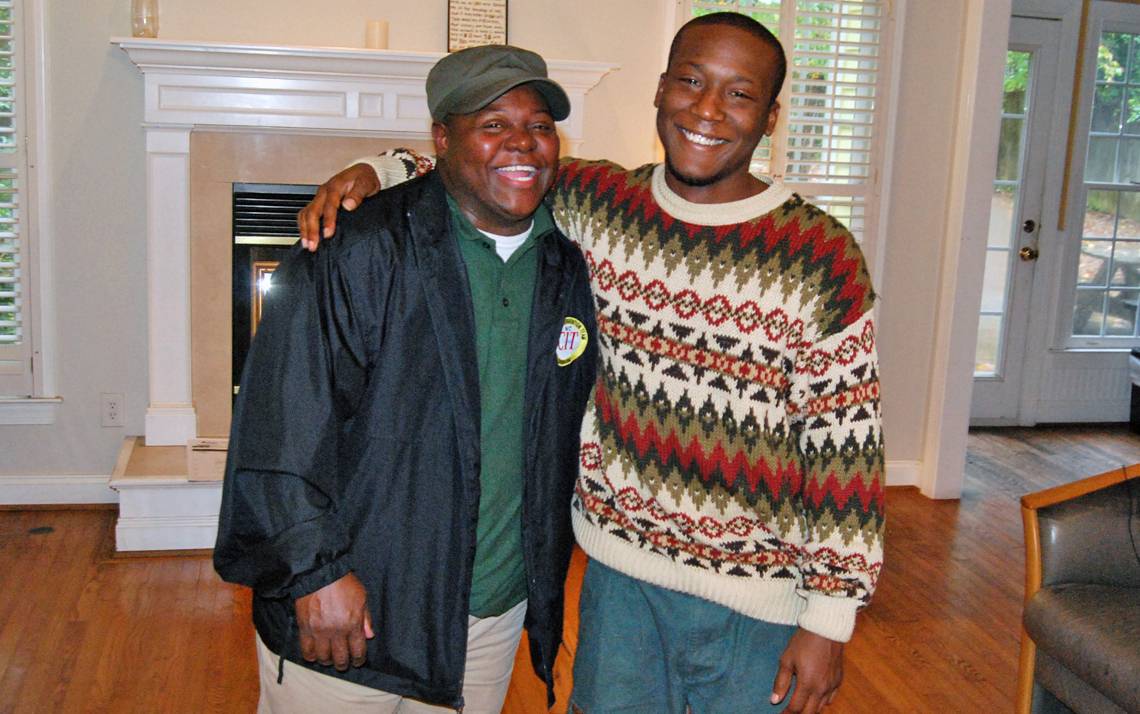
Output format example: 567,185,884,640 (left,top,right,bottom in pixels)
595,380,803,498
596,381,884,513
